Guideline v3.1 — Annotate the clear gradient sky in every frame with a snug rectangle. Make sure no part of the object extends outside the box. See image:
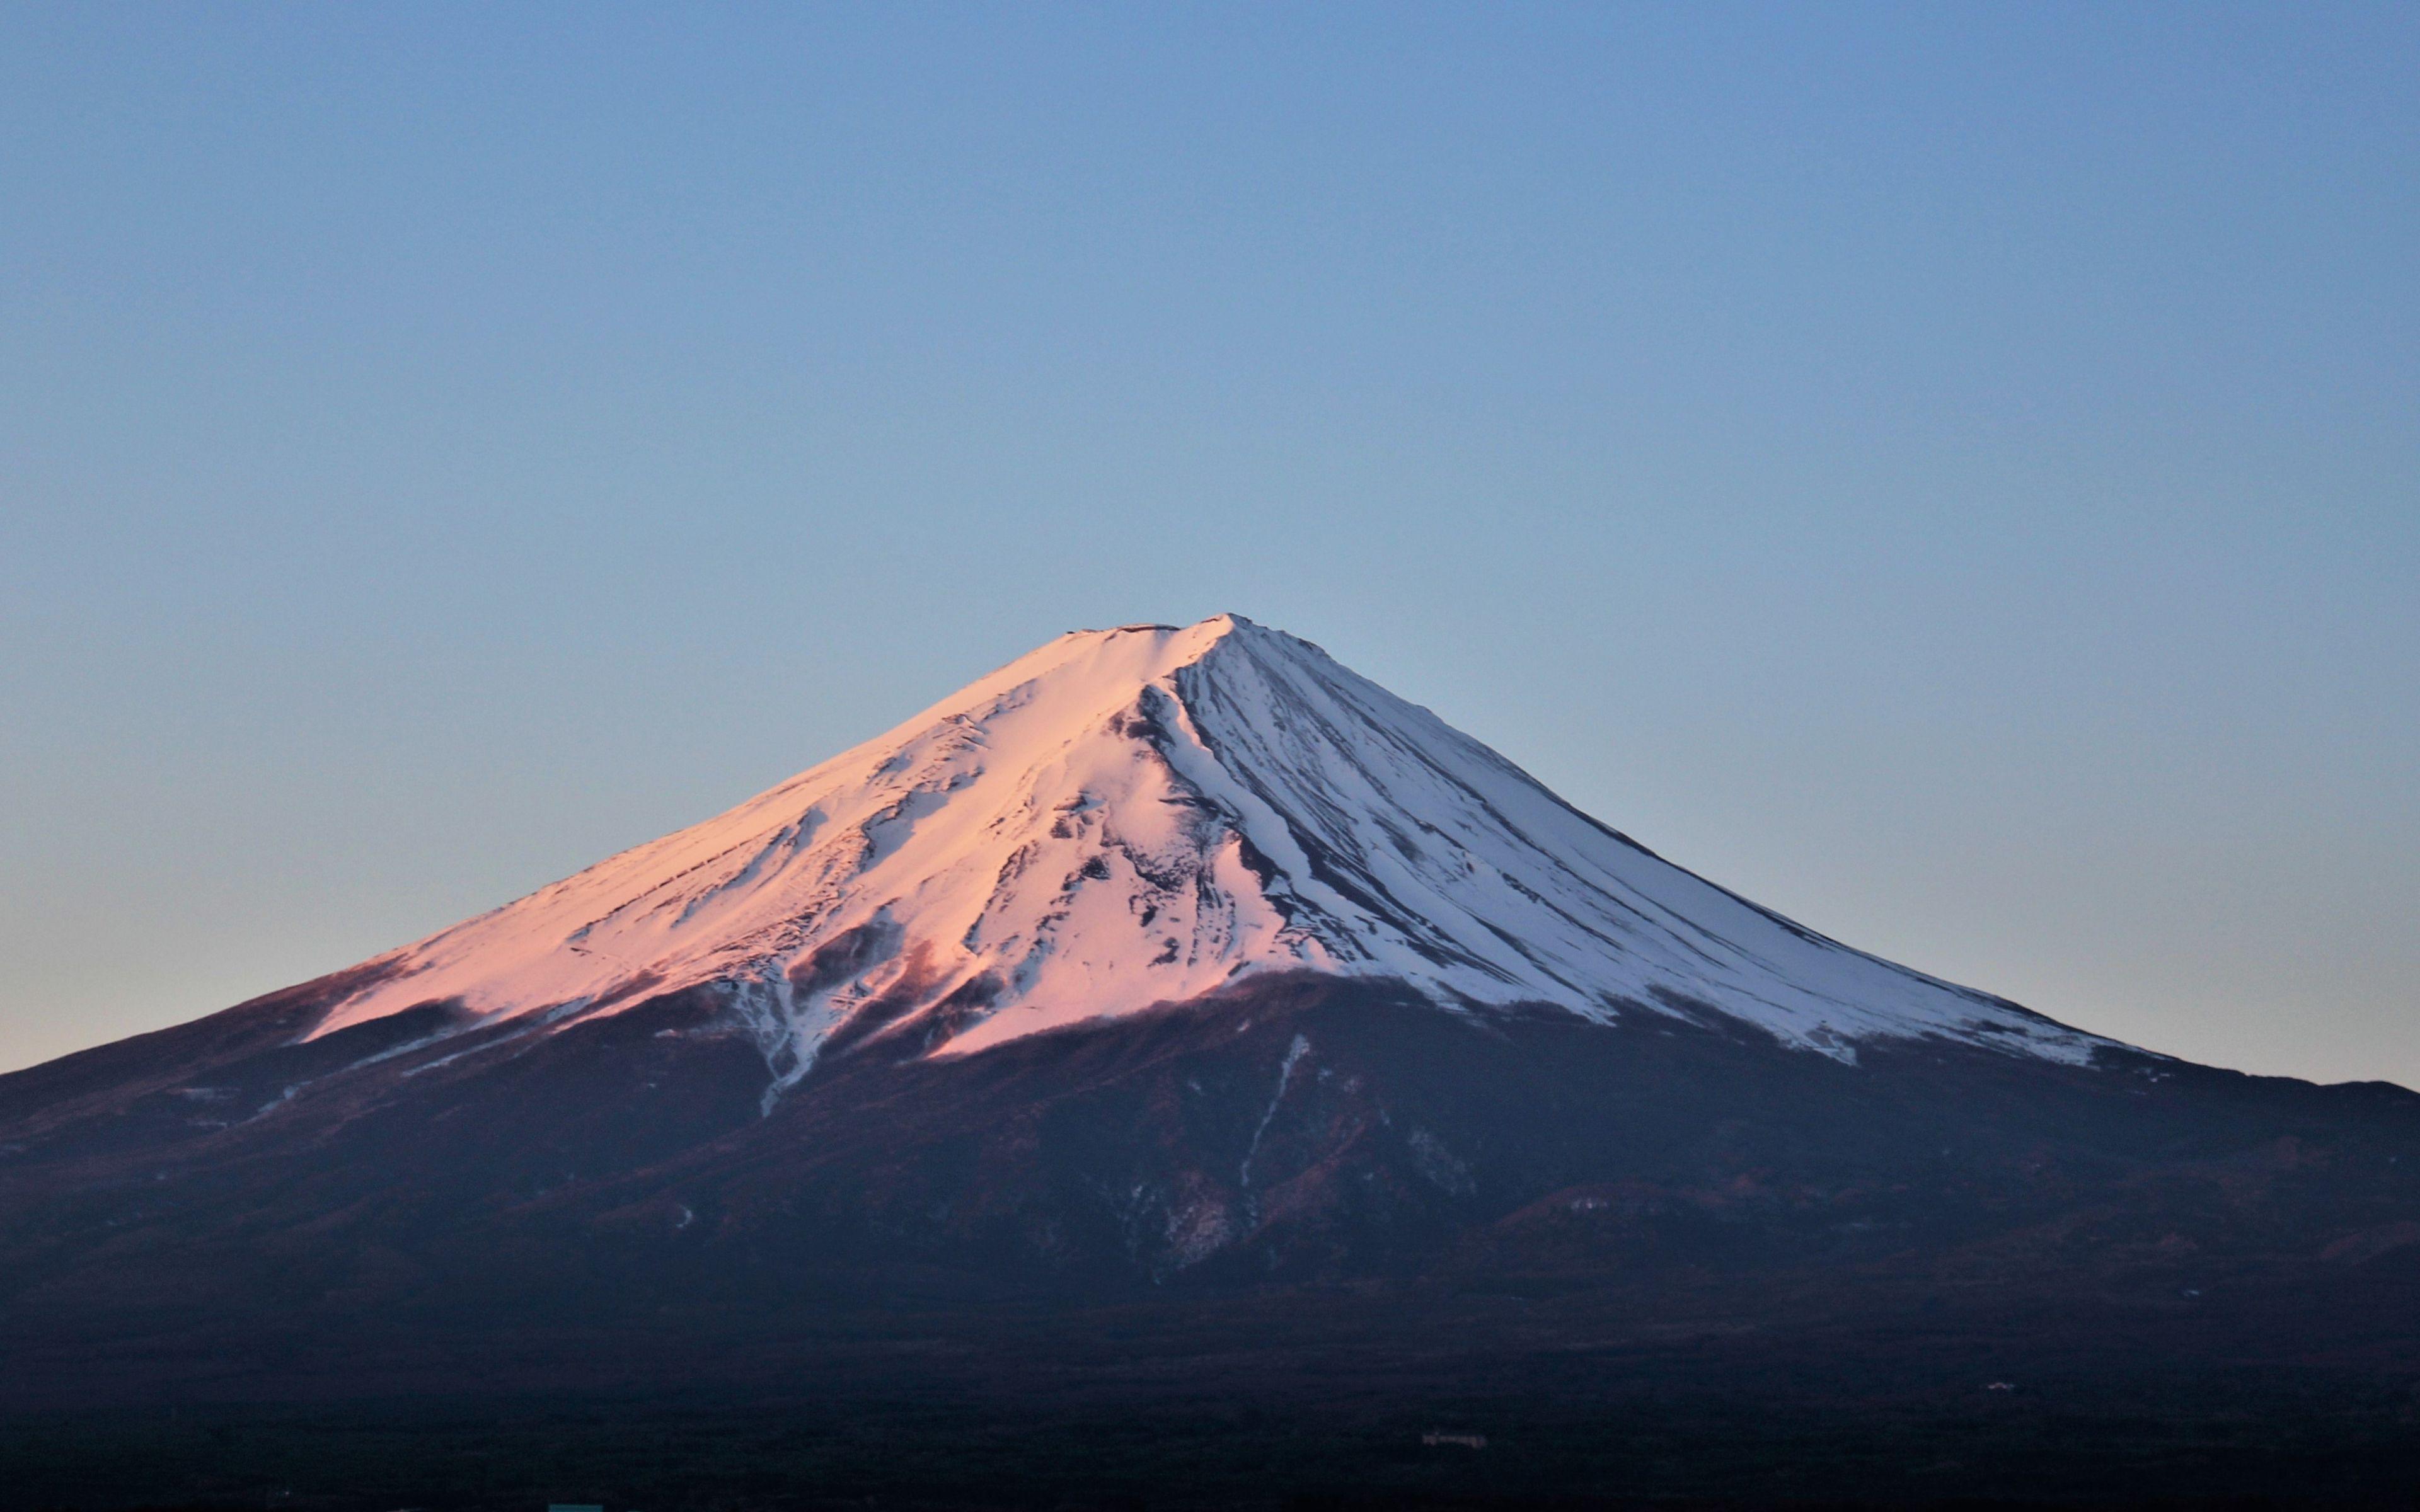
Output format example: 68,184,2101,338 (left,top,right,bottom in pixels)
3,4,2414,1085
